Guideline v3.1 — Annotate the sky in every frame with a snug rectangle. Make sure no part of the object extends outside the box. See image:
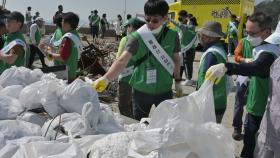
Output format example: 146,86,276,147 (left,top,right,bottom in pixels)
6,0,263,24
